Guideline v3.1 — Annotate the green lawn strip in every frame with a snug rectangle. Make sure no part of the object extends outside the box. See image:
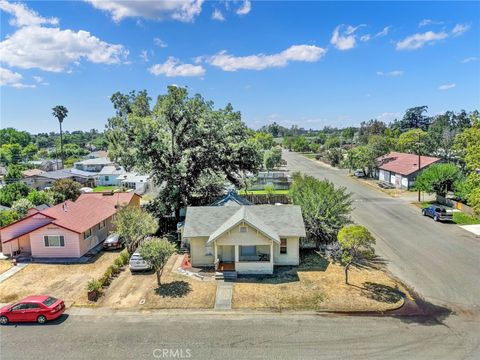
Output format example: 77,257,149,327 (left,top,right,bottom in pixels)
93,186,119,192
452,212,480,225
239,189,290,195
